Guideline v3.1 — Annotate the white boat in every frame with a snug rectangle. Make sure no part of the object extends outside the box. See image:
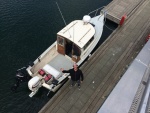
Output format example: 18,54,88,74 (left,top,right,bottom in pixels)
25,10,105,97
